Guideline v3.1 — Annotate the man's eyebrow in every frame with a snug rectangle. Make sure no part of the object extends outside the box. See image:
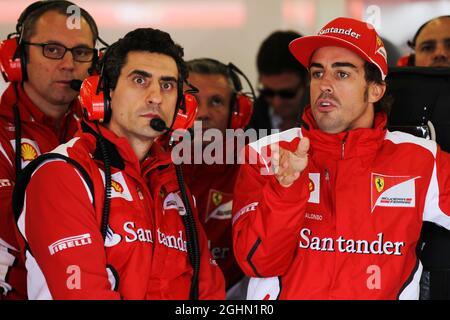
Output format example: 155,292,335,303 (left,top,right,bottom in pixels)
310,62,358,69
160,76,178,82
418,39,436,47
331,62,357,69
46,40,93,48
310,62,323,69
128,70,151,78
